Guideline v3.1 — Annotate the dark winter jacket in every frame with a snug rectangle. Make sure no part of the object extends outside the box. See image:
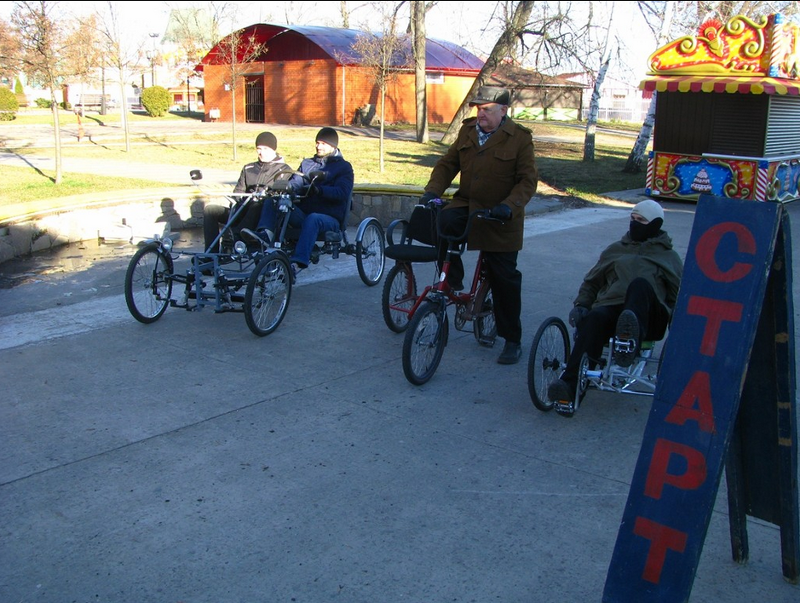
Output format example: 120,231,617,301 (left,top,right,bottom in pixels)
423,115,538,252
574,230,684,315
234,157,293,193
288,150,354,226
